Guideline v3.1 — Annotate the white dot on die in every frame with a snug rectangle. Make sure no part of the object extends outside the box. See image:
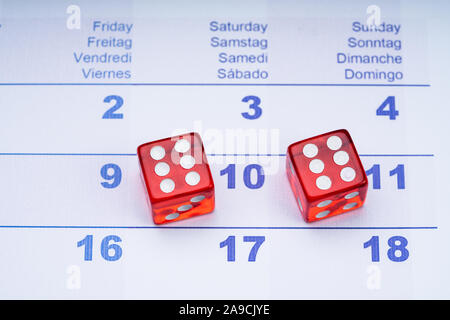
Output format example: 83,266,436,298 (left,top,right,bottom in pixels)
180,155,195,169
185,171,201,186
177,204,193,212
317,200,332,207
316,175,332,190
150,146,165,160
191,195,205,203
303,144,318,158
343,202,358,210
309,159,324,174
174,139,191,153
316,210,330,219
154,162,170,176
340,167,356,182
345,191,359,199
327,136,342,150
165,213,179,220
160,178,175,193
333,151,349,166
